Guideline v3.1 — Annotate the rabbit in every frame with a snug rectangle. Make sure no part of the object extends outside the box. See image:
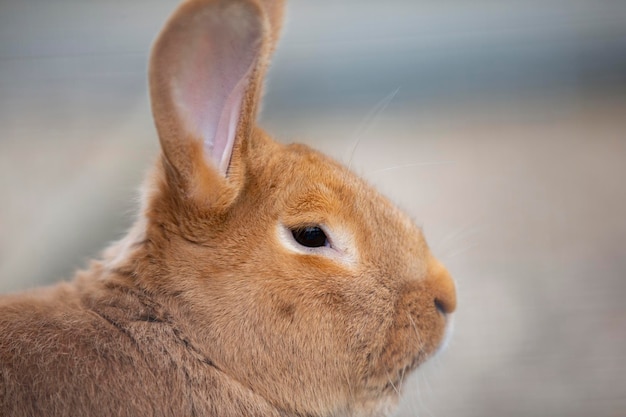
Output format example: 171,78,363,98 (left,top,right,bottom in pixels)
0,0,456,416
